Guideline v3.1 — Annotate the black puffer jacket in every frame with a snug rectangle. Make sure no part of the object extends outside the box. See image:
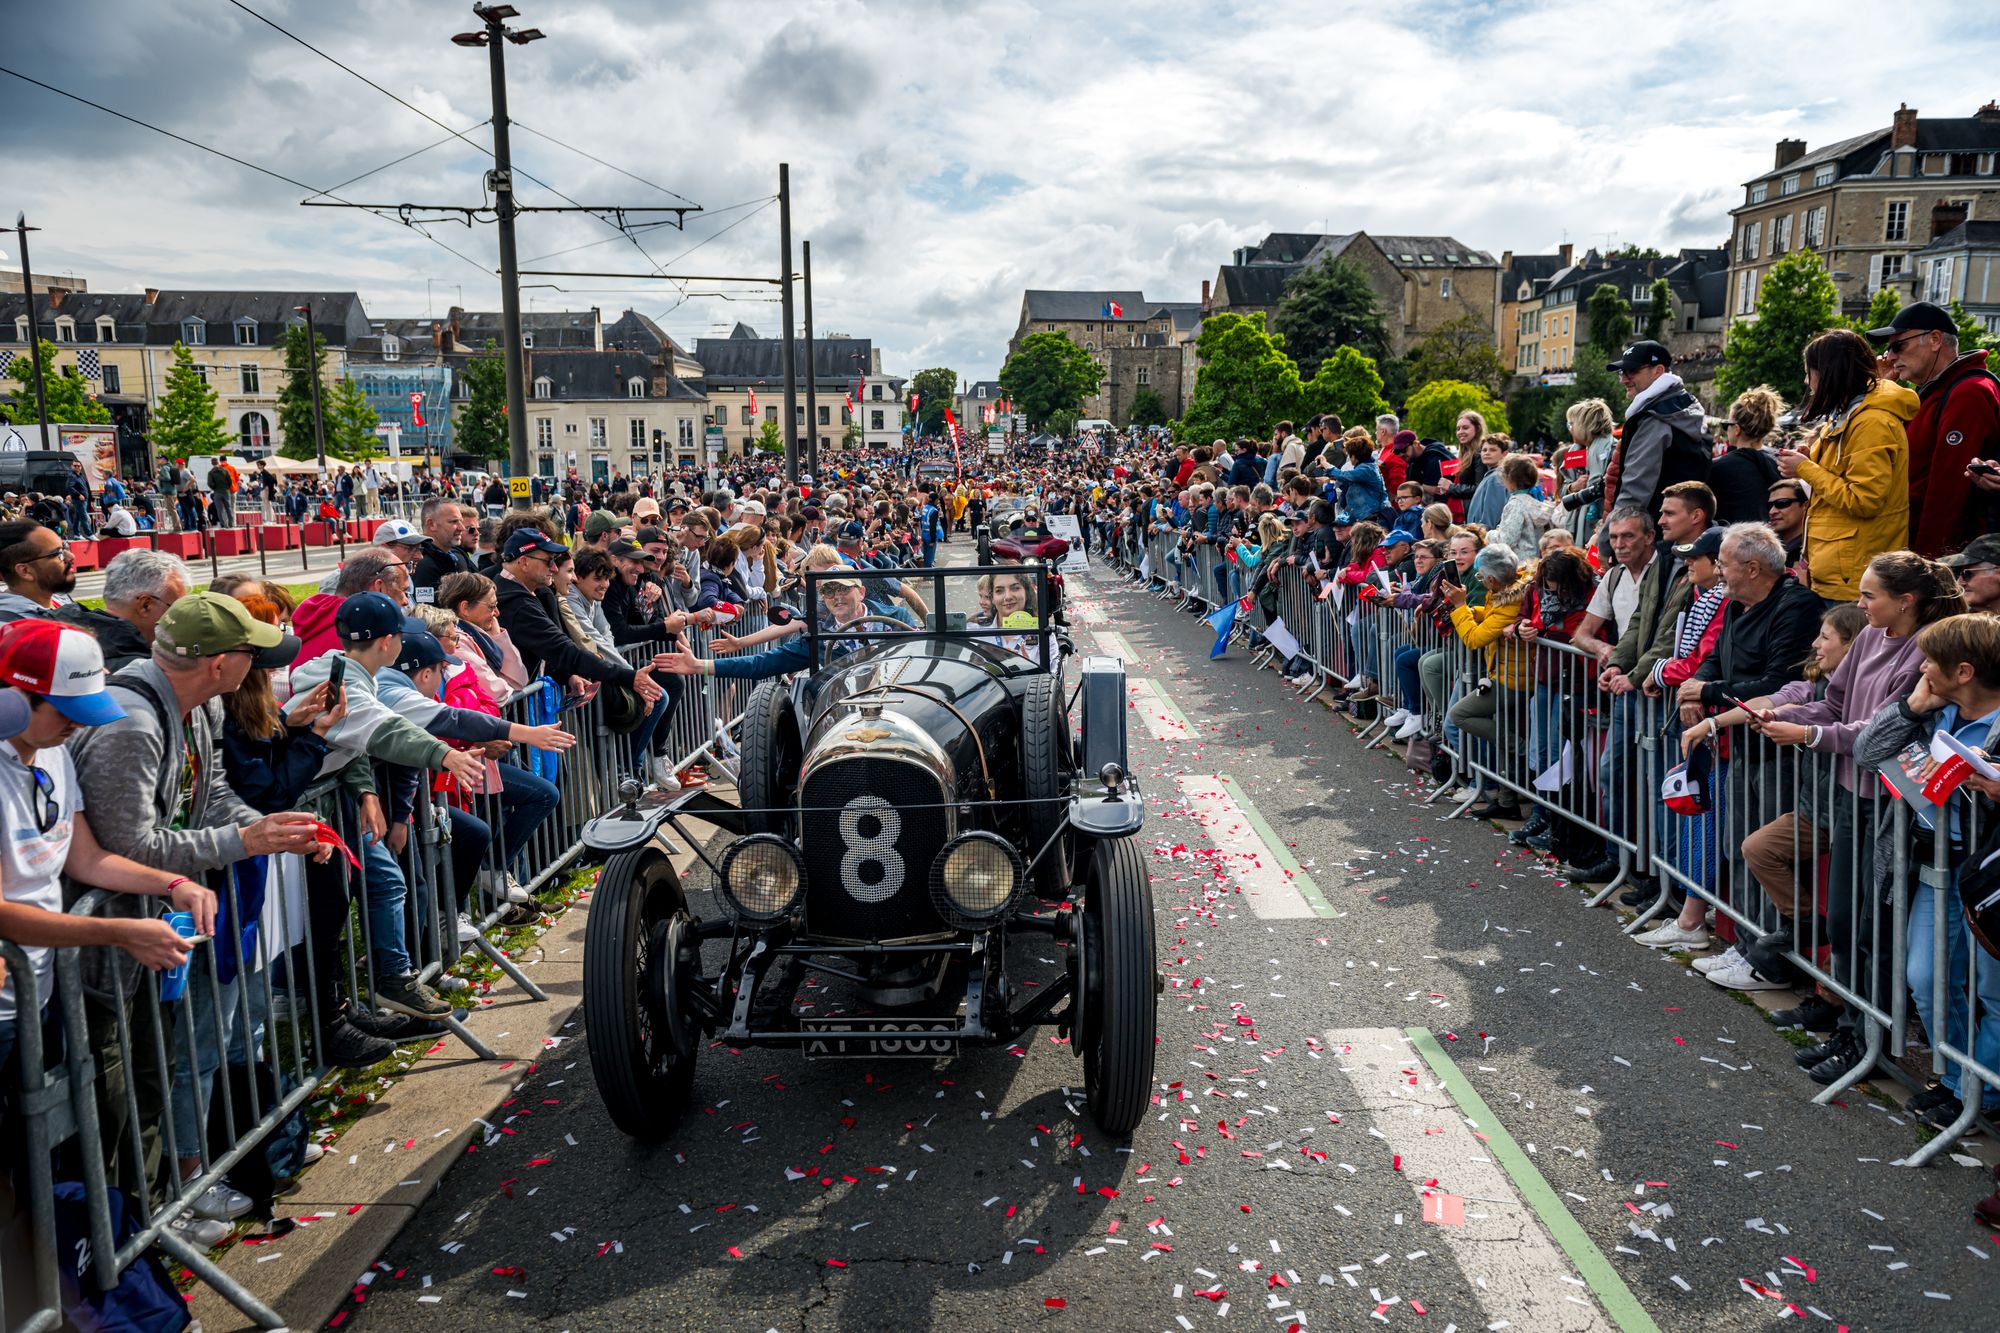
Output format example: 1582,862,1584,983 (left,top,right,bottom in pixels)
1690,573,1822,709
